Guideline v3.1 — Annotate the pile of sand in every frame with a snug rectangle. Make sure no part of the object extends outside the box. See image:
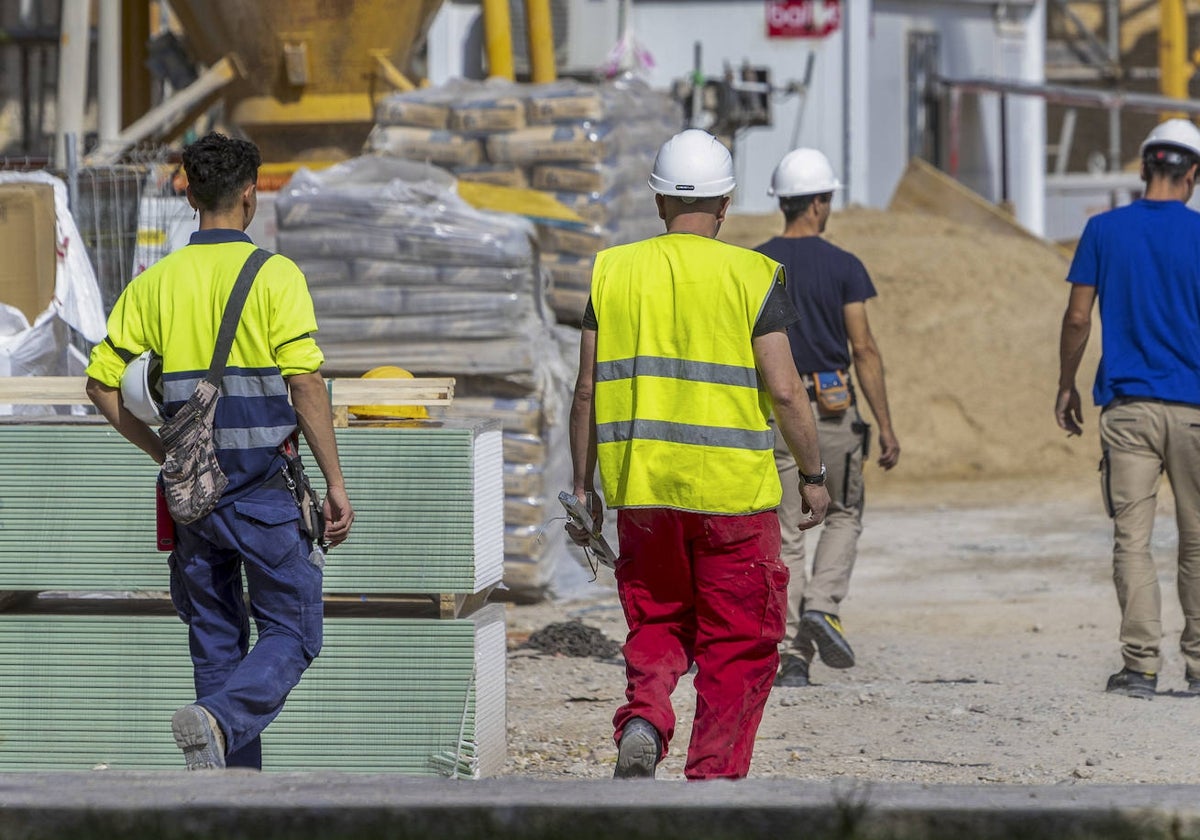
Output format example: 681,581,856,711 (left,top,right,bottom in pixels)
720,208,1103,494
